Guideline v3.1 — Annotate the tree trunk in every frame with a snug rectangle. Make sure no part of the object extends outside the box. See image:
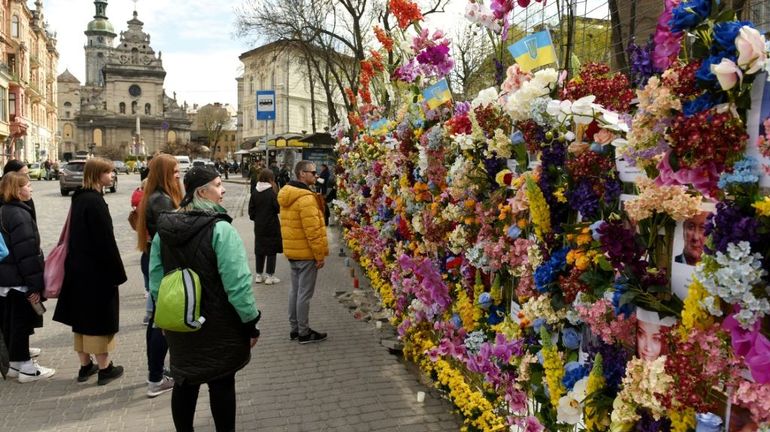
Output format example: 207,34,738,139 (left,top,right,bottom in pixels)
608,0,629,71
